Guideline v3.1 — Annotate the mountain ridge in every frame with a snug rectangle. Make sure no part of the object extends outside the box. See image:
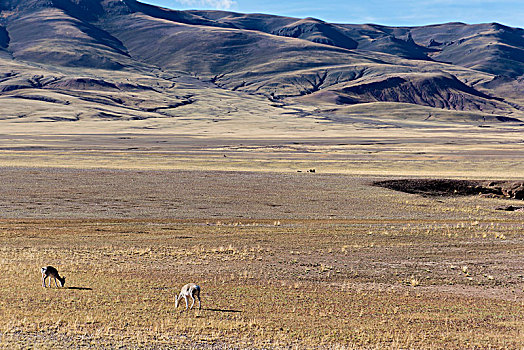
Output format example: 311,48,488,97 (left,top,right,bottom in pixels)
0,0,522,128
